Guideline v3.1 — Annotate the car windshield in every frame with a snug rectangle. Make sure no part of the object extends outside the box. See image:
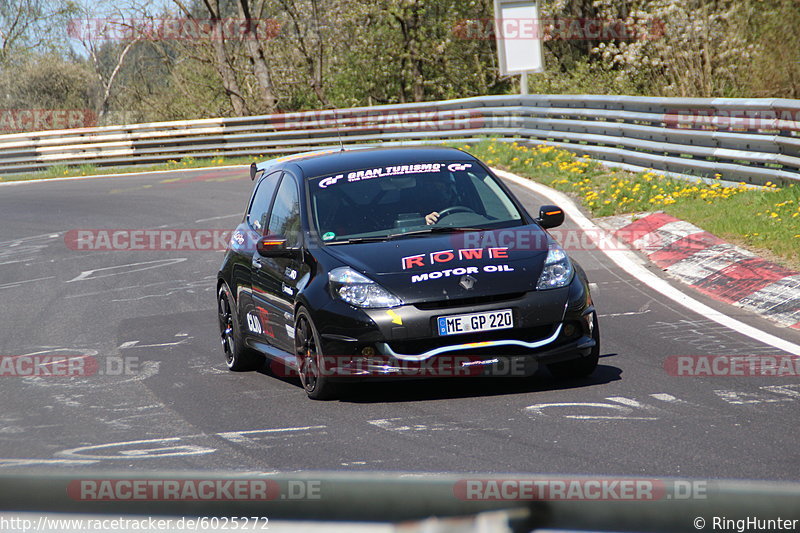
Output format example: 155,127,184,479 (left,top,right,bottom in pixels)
308,161,523,242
